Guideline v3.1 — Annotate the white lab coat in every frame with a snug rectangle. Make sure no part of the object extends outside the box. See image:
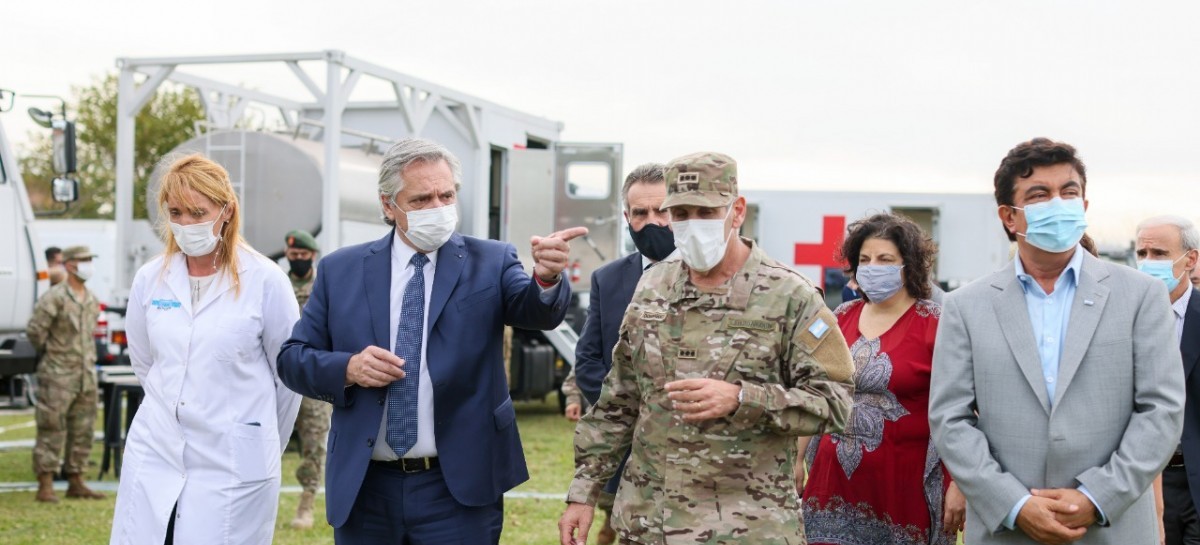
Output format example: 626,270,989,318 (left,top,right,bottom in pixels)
110,246,302,545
